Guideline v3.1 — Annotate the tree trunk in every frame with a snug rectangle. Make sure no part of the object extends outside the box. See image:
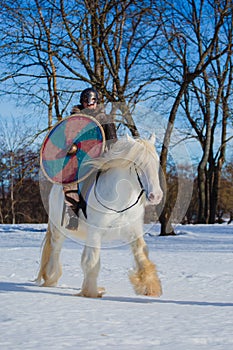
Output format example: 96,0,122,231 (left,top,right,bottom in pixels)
10,152,15,224
159,82,188,235
159,209,176,236
119,102,139,137
228,212,233,224
197,165,207,223
209,92,229,223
